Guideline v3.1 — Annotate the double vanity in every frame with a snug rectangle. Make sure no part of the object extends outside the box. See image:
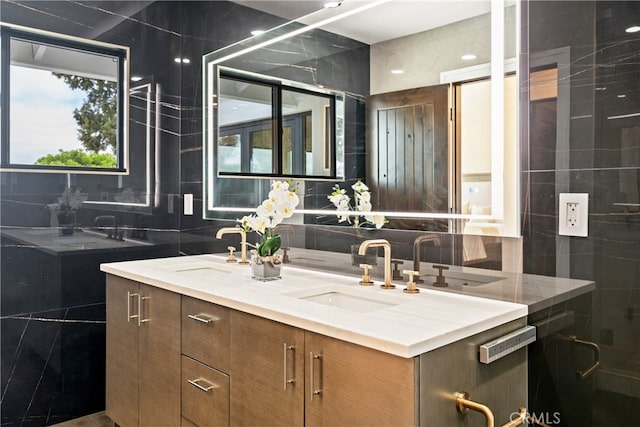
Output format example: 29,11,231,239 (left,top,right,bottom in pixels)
101,248,593,426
